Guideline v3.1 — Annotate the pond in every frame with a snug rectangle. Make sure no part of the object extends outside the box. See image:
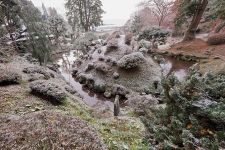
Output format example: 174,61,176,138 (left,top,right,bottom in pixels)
56,50,125,108
159,56,194,81
56,50,194,107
